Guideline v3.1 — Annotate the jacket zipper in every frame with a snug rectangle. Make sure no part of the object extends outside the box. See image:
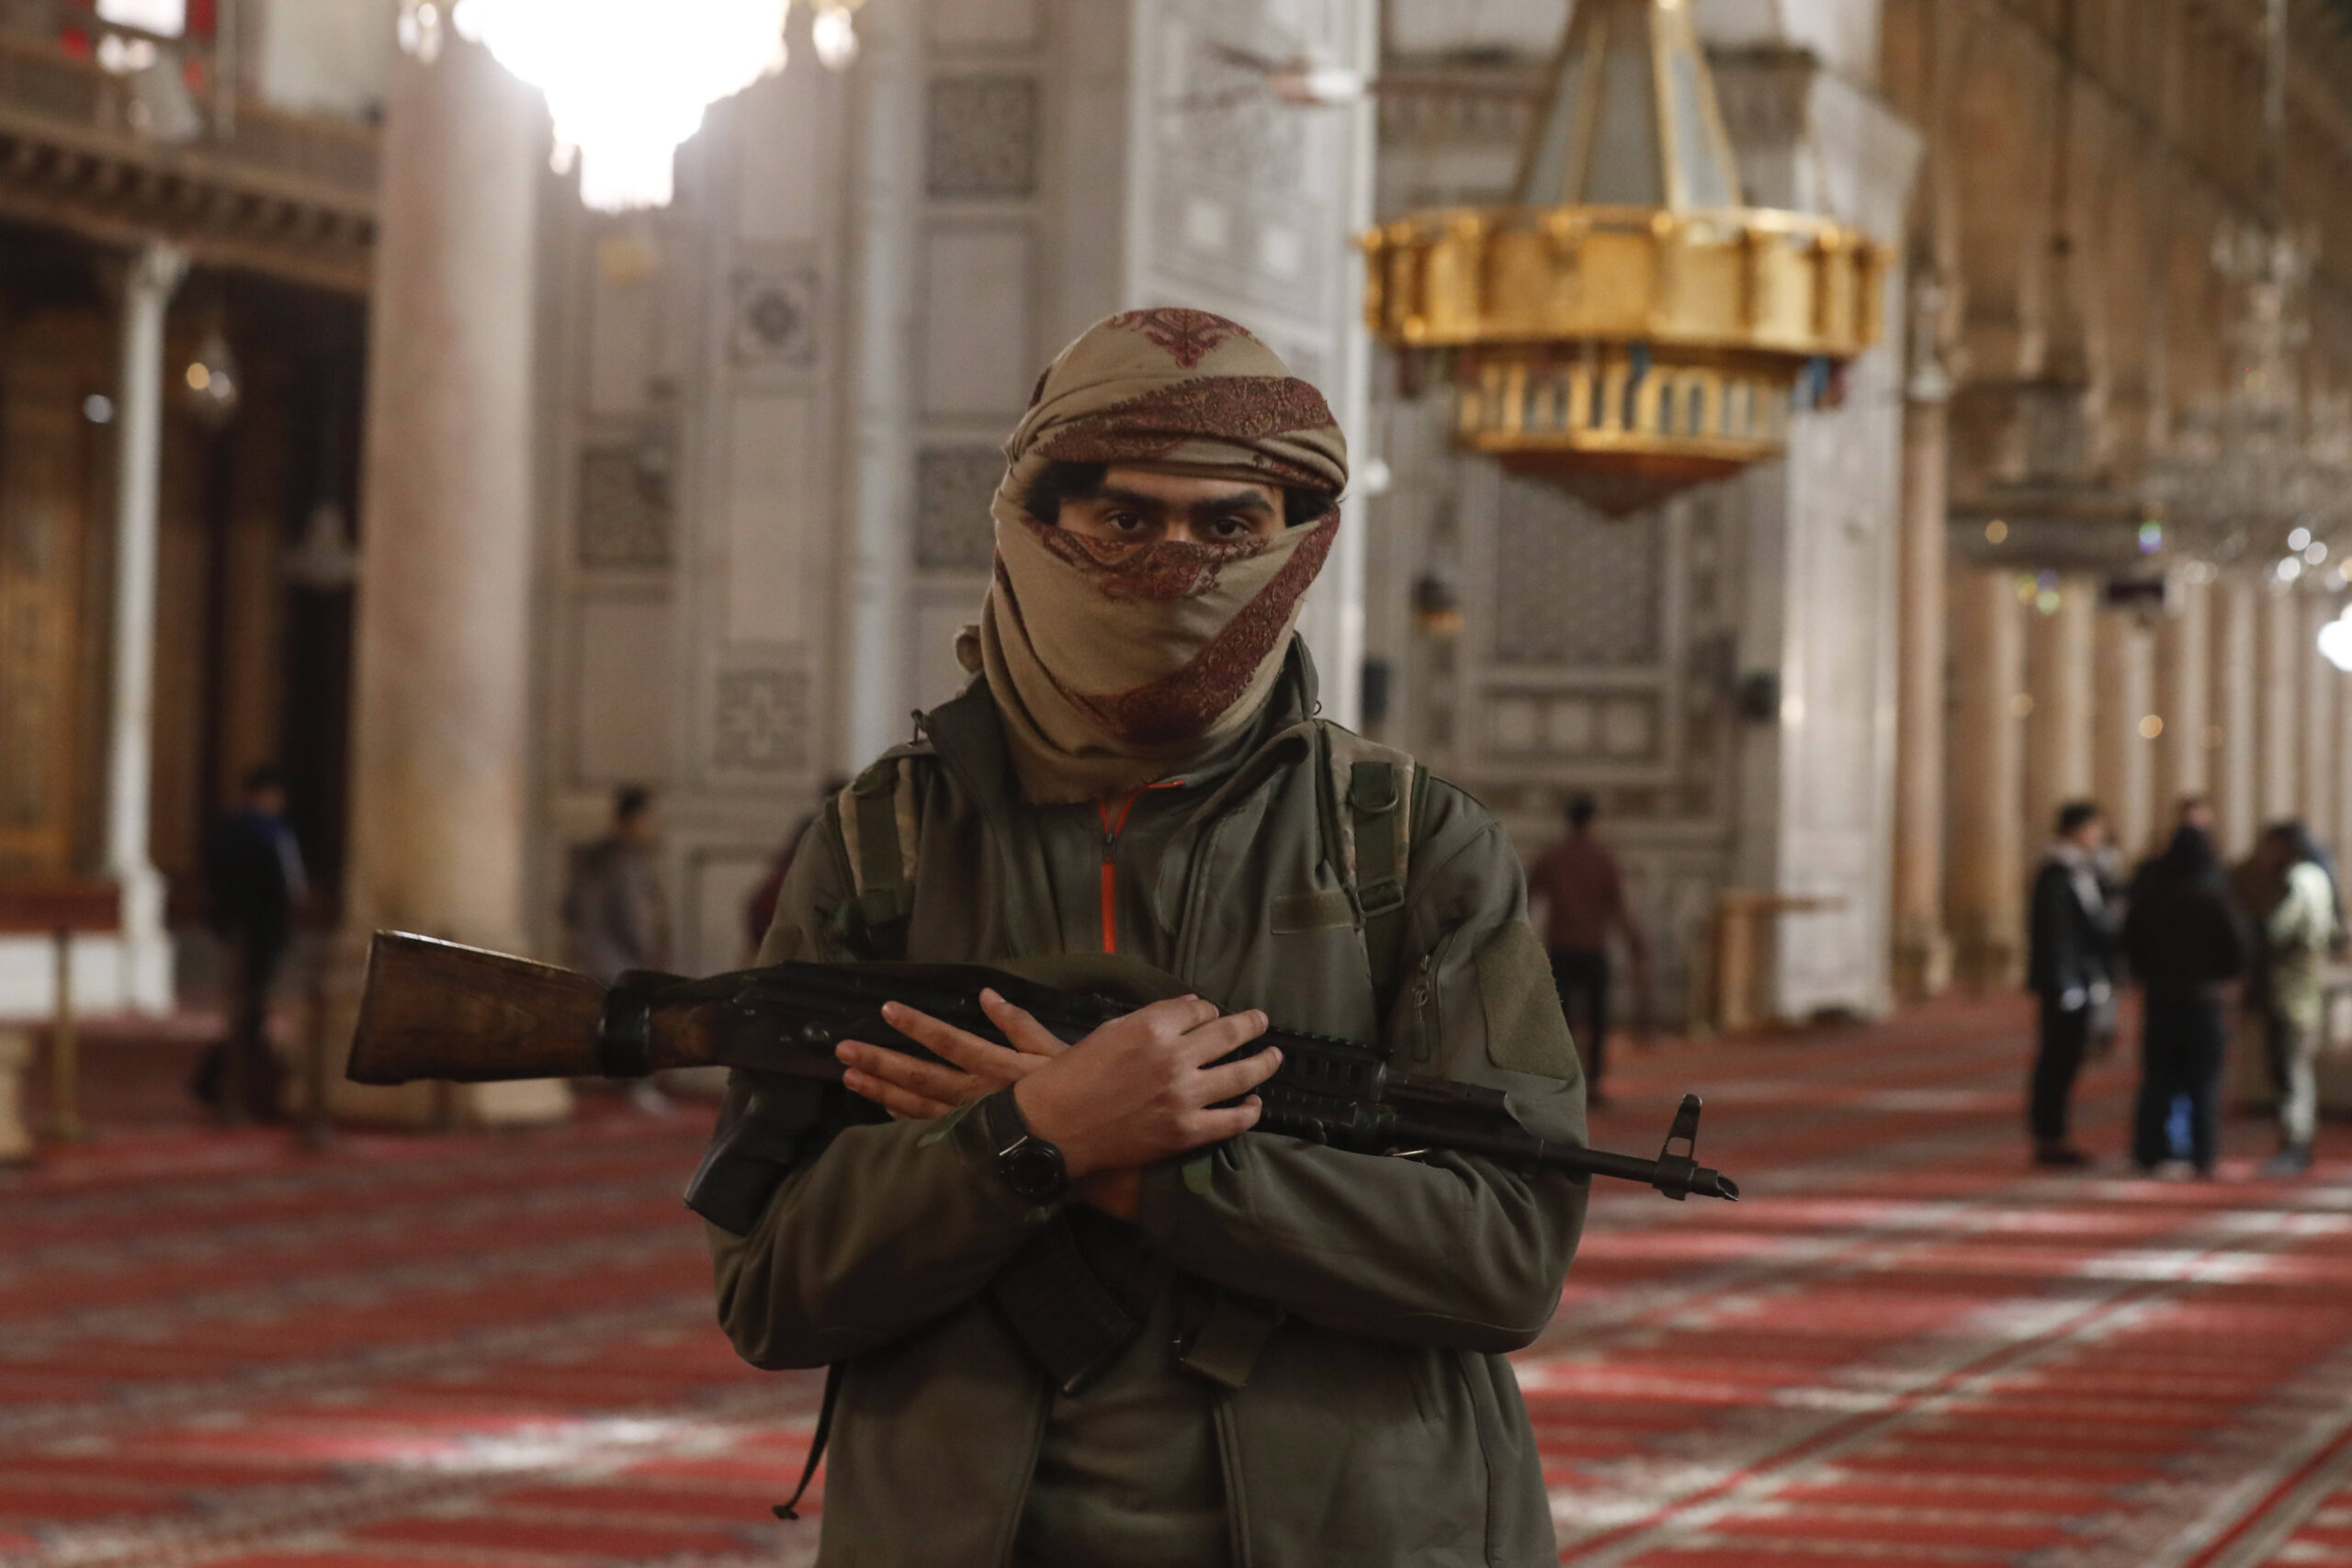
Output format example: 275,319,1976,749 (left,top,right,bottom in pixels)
1095,785,1180,953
